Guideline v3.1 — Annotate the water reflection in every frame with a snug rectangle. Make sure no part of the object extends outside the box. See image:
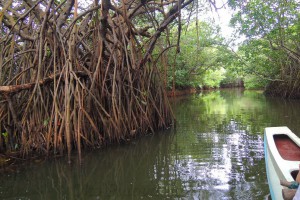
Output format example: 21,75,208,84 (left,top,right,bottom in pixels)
2,89,300,199
0,132,185,200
